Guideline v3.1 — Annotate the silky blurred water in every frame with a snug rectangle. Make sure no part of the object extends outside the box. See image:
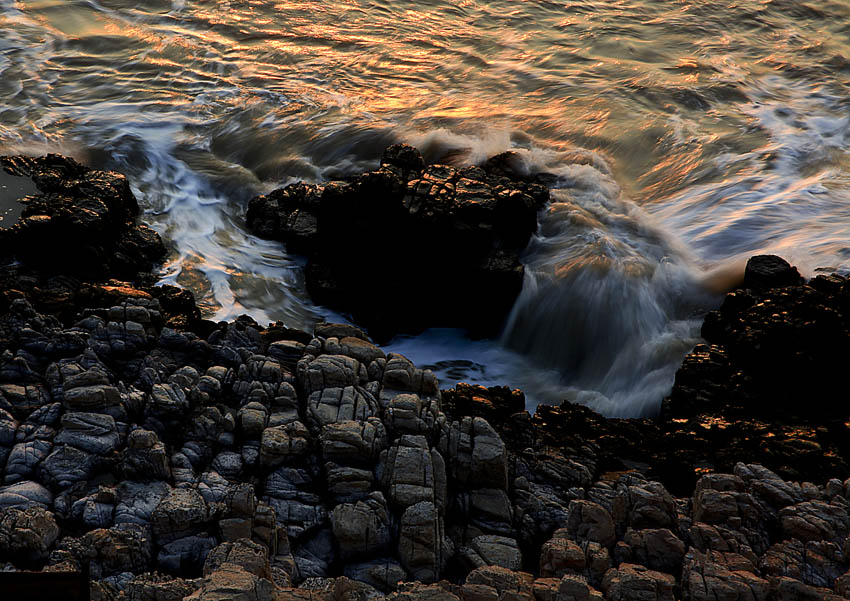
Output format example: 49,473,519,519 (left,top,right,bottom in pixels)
2,0,849,415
